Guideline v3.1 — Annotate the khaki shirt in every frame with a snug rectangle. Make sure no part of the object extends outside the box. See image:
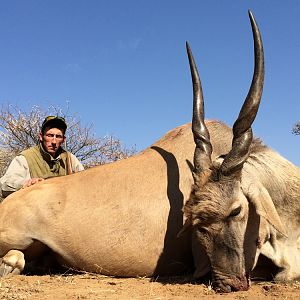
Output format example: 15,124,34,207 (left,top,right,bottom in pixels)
0,148,84,198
